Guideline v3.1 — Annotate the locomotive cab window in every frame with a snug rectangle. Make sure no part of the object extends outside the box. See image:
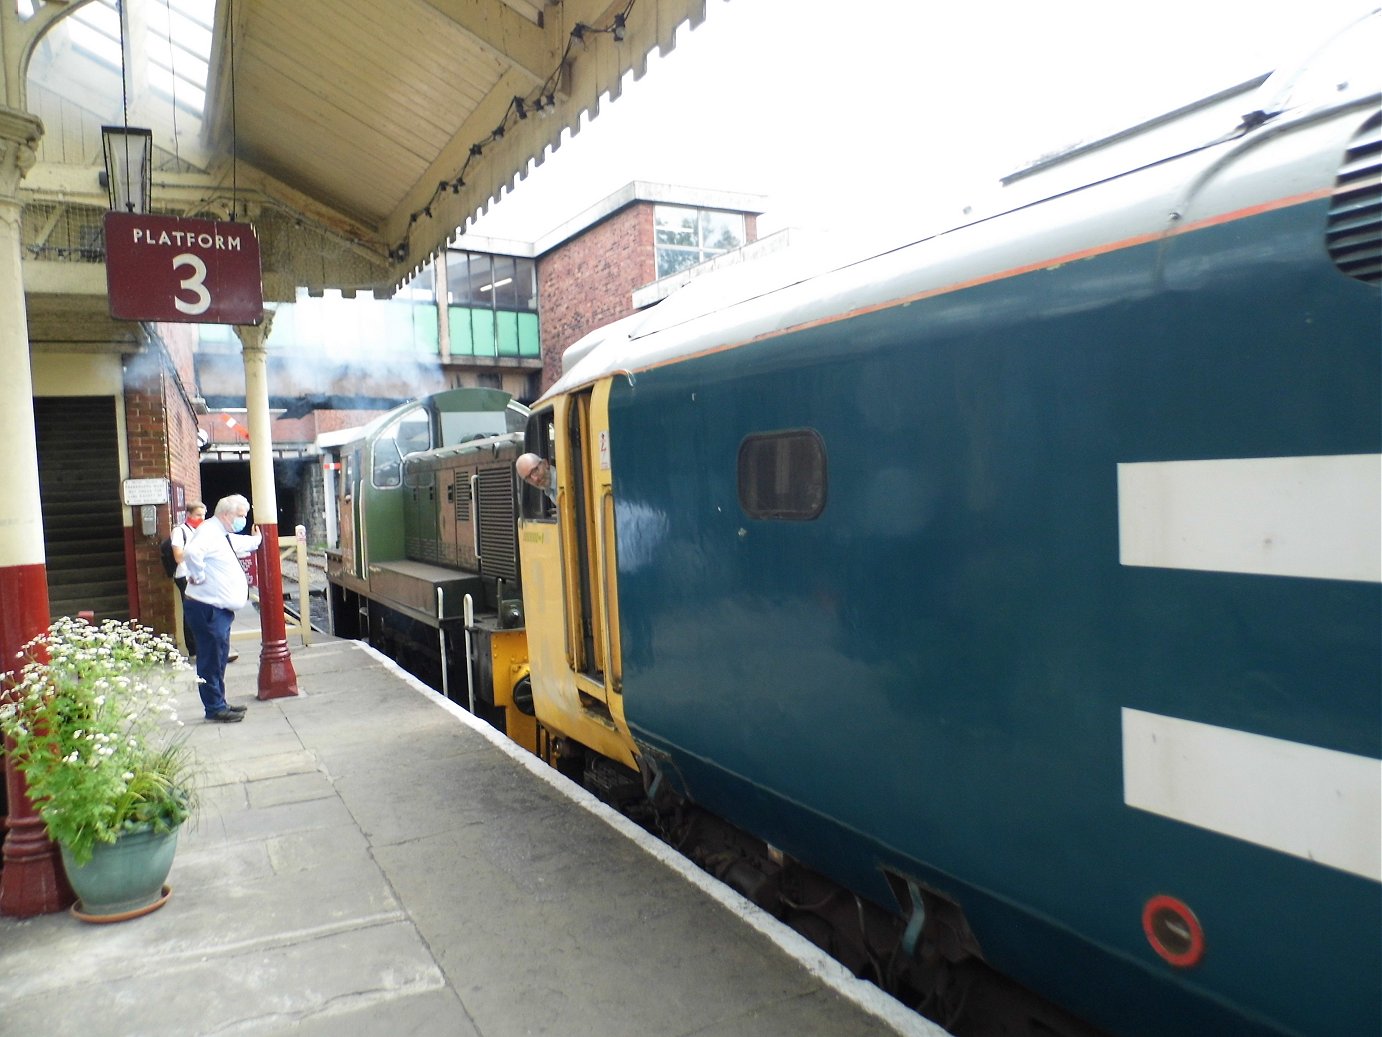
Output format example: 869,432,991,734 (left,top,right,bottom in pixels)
738,429,827,520
520,410,557,520
373,406,431,488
